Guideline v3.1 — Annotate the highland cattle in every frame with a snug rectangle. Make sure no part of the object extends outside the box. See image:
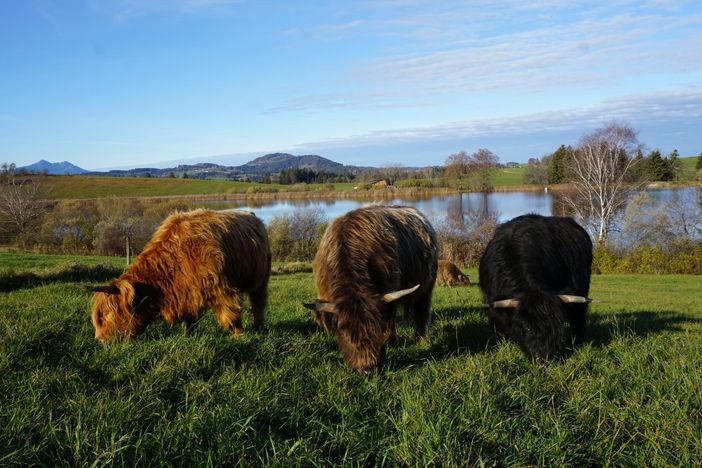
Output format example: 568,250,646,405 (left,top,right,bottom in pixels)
305,206,439,375
479,214,593,359
89,209,271,342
